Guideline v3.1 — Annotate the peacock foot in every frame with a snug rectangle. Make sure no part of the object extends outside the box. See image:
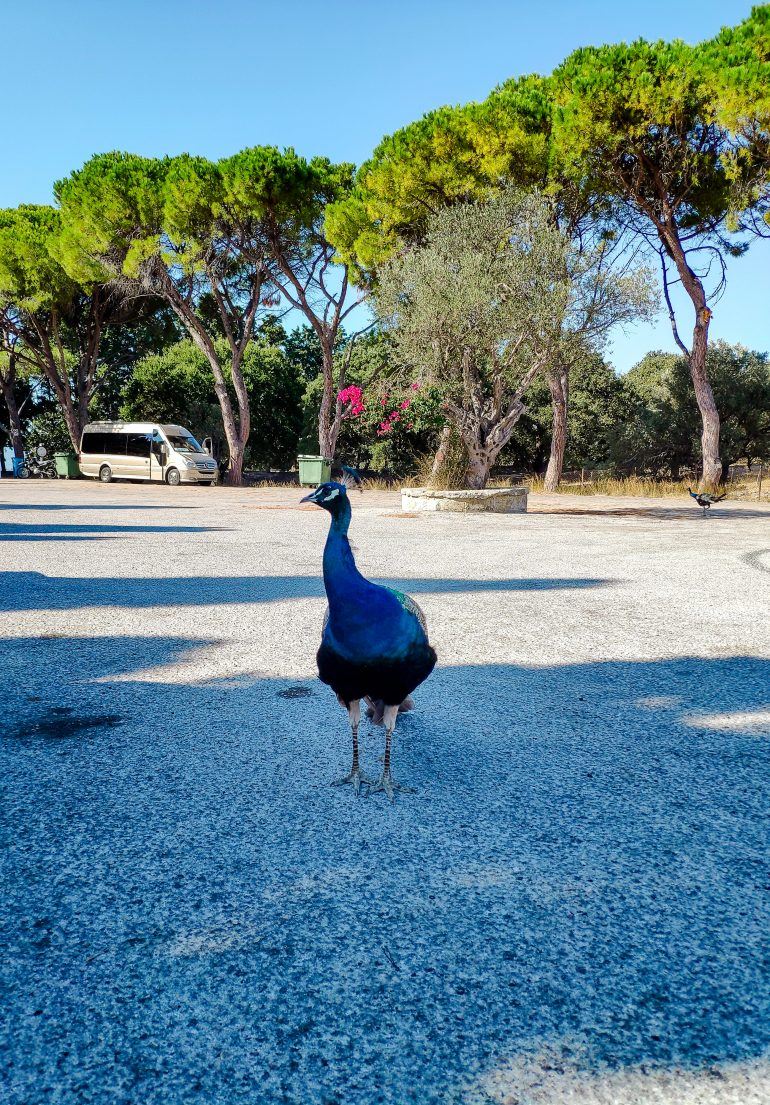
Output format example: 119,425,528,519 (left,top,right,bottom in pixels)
330,768,376,796
367,770,416,802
